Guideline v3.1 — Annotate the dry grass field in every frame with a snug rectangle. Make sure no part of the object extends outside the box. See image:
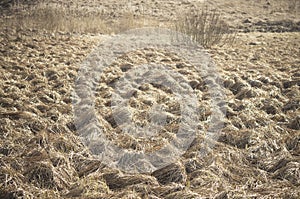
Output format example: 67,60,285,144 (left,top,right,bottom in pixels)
0,0,299,198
